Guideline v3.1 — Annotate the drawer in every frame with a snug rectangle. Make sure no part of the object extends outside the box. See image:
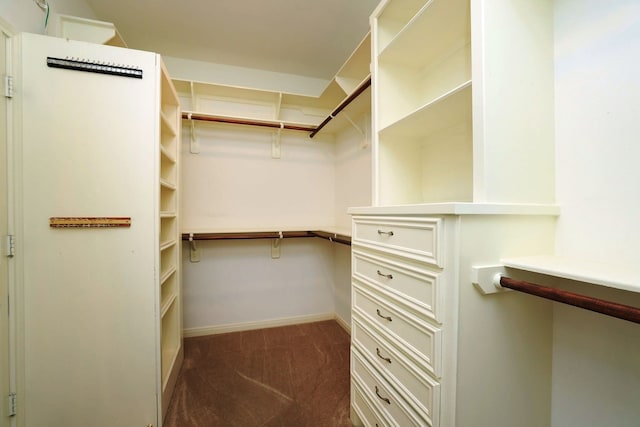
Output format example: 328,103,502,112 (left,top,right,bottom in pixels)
351,380,387,427
352,216,442,267
353,249,442,323
351,348,426,427
352,281,441,374
353,315,440,423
